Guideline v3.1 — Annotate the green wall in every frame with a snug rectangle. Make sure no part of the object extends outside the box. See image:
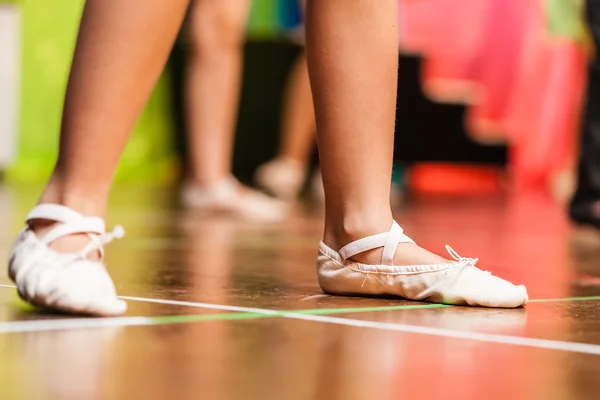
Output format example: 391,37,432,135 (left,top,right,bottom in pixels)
6,0,288,183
